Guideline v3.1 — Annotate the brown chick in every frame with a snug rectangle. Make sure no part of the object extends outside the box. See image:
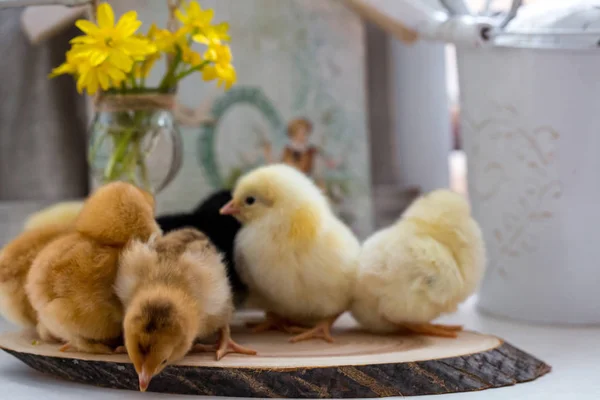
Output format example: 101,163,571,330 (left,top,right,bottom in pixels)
25,182,160,353
116,228,256,392
0,222,72,329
